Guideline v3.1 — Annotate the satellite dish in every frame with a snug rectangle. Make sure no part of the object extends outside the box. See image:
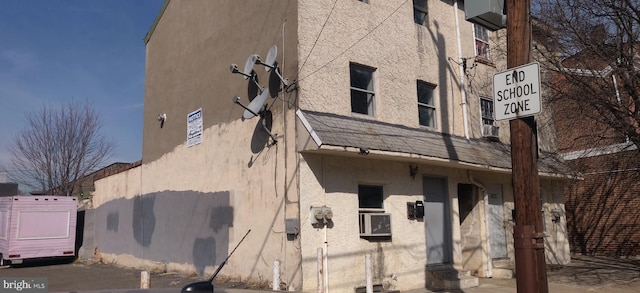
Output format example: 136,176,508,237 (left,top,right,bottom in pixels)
231,62,260,88
243,55,258,80
230,64,251,78
255,46,288,86
264,46,277,72
242,89,268,119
